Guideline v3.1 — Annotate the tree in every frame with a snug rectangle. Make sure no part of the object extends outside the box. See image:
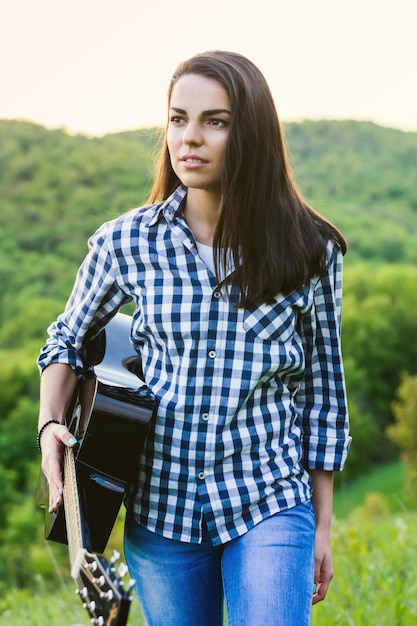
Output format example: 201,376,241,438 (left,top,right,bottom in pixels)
342,264,417,431
387,374,417,504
